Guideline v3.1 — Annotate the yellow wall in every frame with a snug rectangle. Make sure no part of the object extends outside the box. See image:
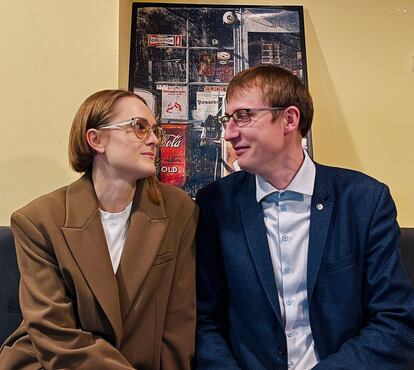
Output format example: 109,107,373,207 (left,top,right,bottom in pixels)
0,0,121,225
1,0,413,226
